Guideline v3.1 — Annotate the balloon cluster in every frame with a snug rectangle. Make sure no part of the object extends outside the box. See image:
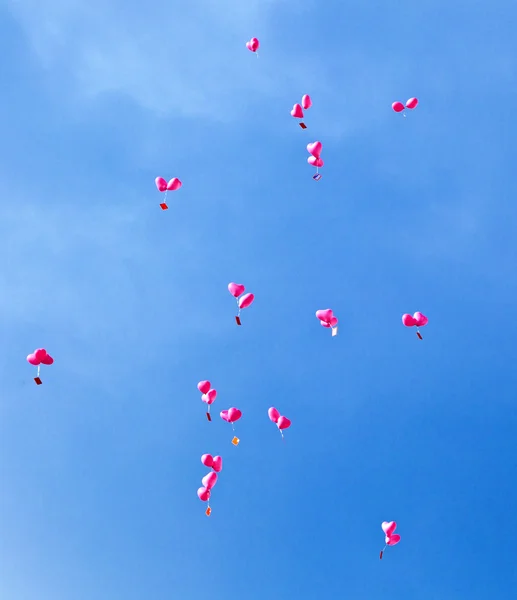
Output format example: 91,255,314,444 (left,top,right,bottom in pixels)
26,348,53,385
380,521,401,559
198,380,217,420
402,311,428,339
220,408,242,446
316,308,339,336
307,141,323,181
228,282,255,325
268,407,291,439
155,176,182,210
197,454,223,516
291,94,312,128
392,97,418,115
